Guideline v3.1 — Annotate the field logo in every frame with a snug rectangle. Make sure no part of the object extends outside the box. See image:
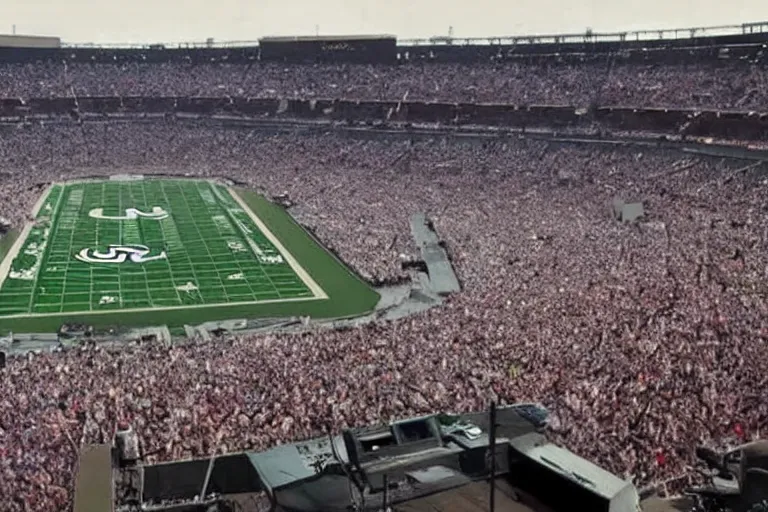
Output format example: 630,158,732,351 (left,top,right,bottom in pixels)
227,241,247,253
247,239,284,265
176,282,199,293
75,244,167,264
89,207,169,221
